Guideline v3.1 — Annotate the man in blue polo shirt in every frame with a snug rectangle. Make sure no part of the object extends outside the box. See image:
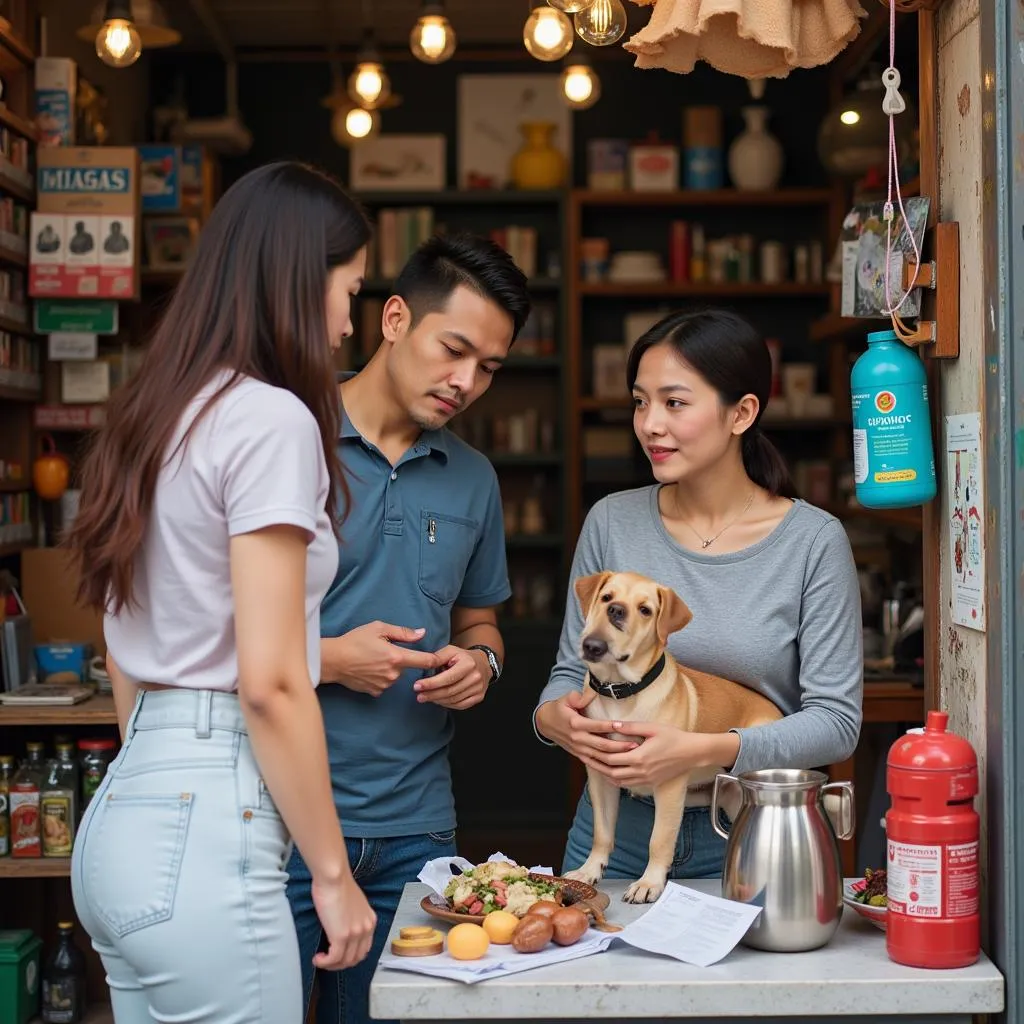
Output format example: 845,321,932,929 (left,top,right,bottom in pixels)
286,233,531,1024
